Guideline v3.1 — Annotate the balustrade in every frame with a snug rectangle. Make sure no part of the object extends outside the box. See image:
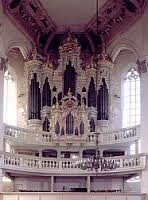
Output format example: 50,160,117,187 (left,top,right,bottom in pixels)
0,152,146,174
88,126,140,145
4,124,140,146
